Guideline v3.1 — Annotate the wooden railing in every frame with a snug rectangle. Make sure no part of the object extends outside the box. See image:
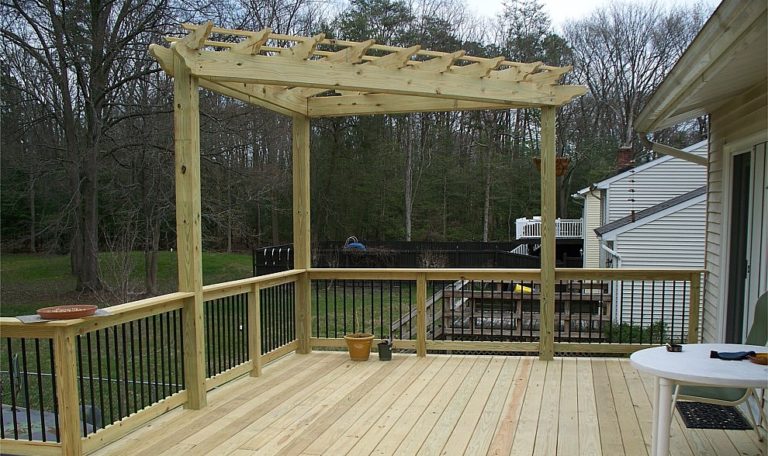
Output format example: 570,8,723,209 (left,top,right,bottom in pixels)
0,269,302,456
0,267,702,455
308,268,704,355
